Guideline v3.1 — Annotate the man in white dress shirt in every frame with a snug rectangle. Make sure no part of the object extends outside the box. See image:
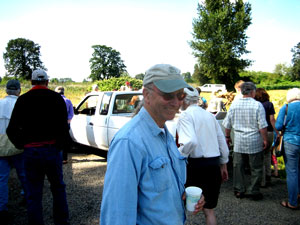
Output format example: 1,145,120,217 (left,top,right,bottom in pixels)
177,86,229,225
